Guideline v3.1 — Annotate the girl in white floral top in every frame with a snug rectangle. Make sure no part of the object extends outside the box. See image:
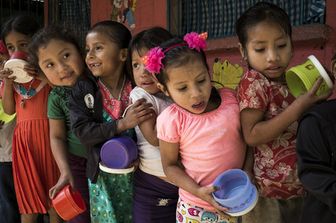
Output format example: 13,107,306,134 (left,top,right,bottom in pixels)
236,2,330,223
